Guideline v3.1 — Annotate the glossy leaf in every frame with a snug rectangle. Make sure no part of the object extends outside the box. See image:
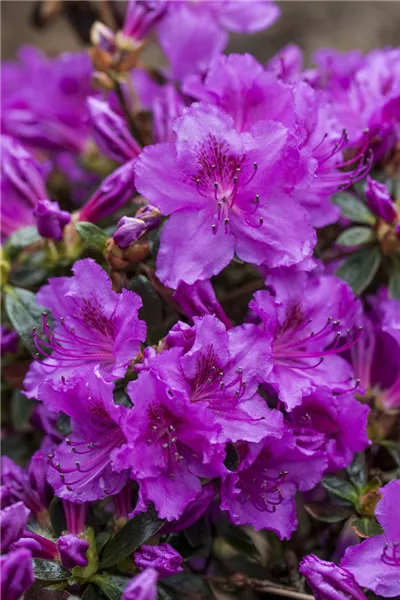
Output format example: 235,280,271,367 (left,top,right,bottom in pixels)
128,275,164,345
4,287,45,354
336,226,374,247
336,247,381,295
75,222,108,253
11,388,35,430
33,559,70,582
388,255,400,299
6,226,41,253
347,453,368,491
304,502,354,523
90,575,130,600
351,517,383,539
333,193,376,225
322,477,358,504
100,504,164,568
